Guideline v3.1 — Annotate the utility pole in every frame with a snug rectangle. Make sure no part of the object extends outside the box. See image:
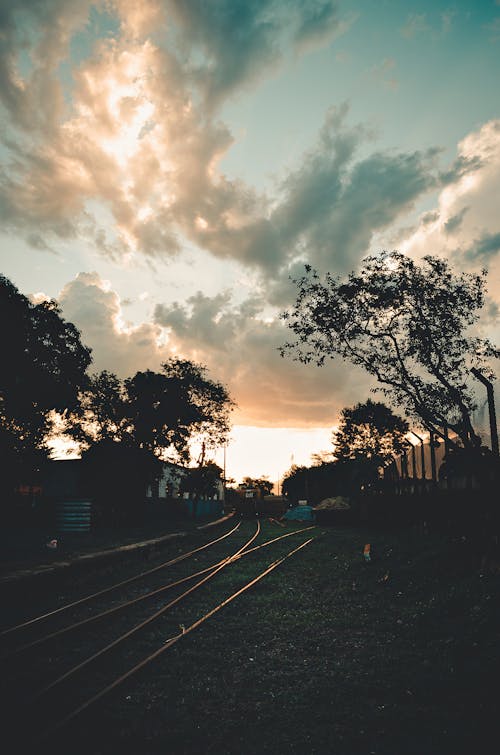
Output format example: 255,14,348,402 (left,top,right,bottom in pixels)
400,452,408,479
223,443,227,503
471,367,499,455
410,431,426,480
429,431,438,484
442,421,451,456
410,442,417,479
